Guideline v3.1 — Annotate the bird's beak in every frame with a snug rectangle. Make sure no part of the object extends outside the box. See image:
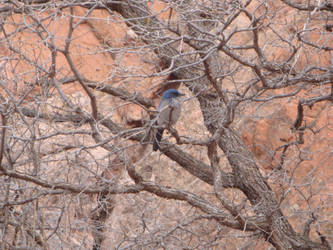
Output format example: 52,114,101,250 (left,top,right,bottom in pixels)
179,93,185,96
